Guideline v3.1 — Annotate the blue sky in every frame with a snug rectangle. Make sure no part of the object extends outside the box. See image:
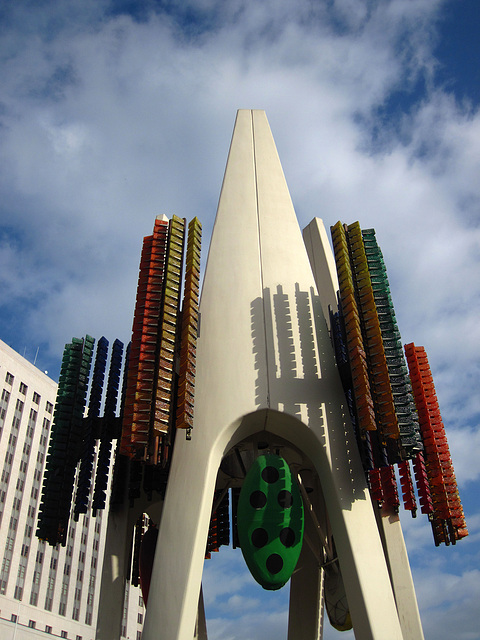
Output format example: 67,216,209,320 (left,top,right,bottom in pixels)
1,1,479,638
